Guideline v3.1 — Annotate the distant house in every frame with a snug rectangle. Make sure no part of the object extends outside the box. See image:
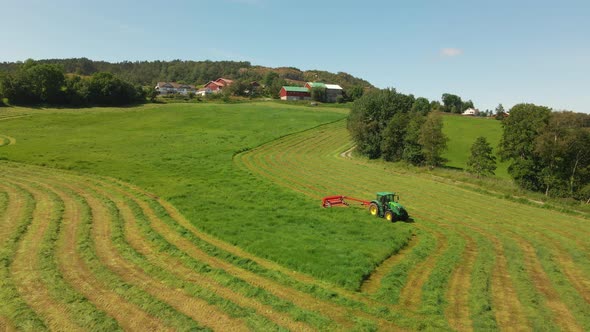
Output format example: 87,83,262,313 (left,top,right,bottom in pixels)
280,86,311,100
196,88,212,96
304,82,344,102
204,78,234,93
462,108,479,116
155,82,196,95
